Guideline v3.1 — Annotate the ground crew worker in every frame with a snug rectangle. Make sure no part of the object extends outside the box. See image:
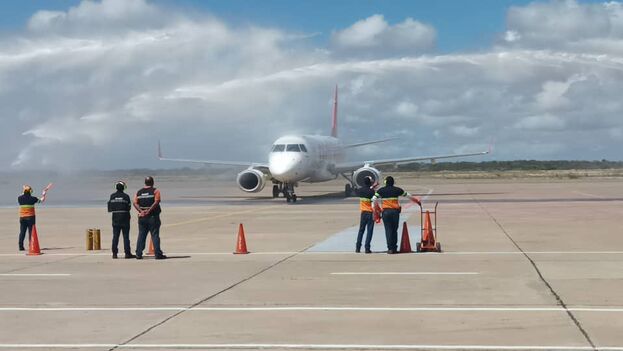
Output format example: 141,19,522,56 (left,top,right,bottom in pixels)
355,177,375,253
107,181,135,259
372,176,420,254
17,185,40,251
134,176,167,260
